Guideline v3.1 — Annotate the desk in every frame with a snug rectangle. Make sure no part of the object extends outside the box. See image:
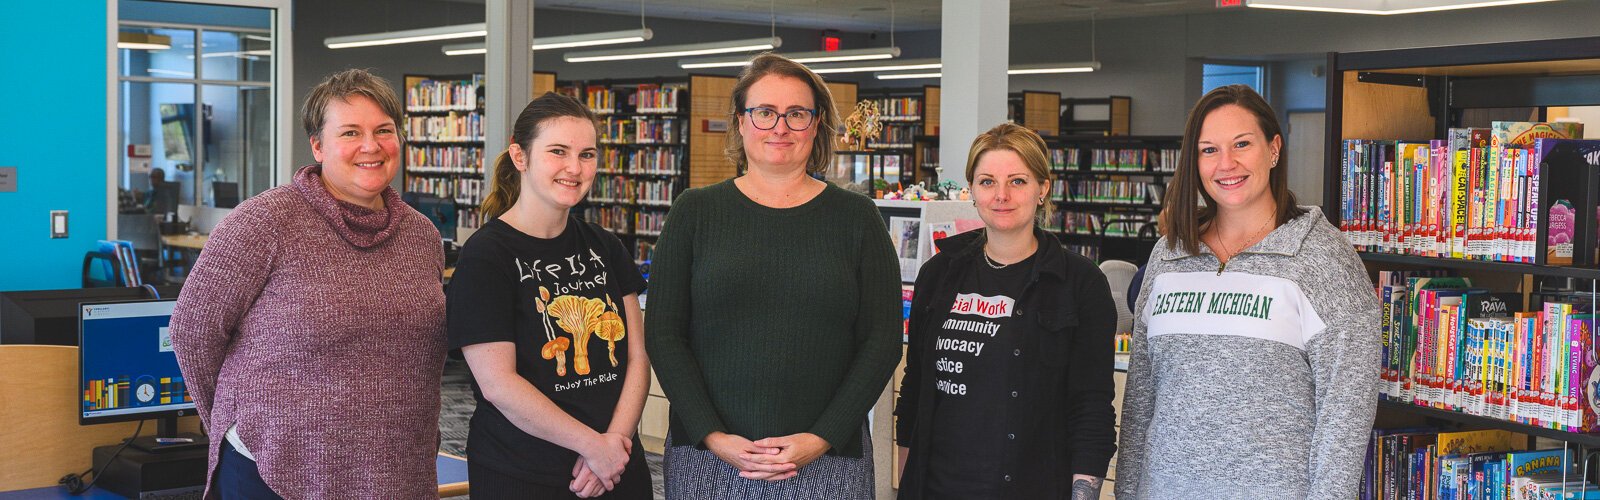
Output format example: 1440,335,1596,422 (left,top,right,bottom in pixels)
0,453,468,499
157,234,207,282
159,234,208,250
